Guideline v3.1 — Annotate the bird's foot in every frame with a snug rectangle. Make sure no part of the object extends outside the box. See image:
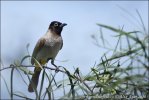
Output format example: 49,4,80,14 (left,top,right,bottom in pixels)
55,66,60,73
